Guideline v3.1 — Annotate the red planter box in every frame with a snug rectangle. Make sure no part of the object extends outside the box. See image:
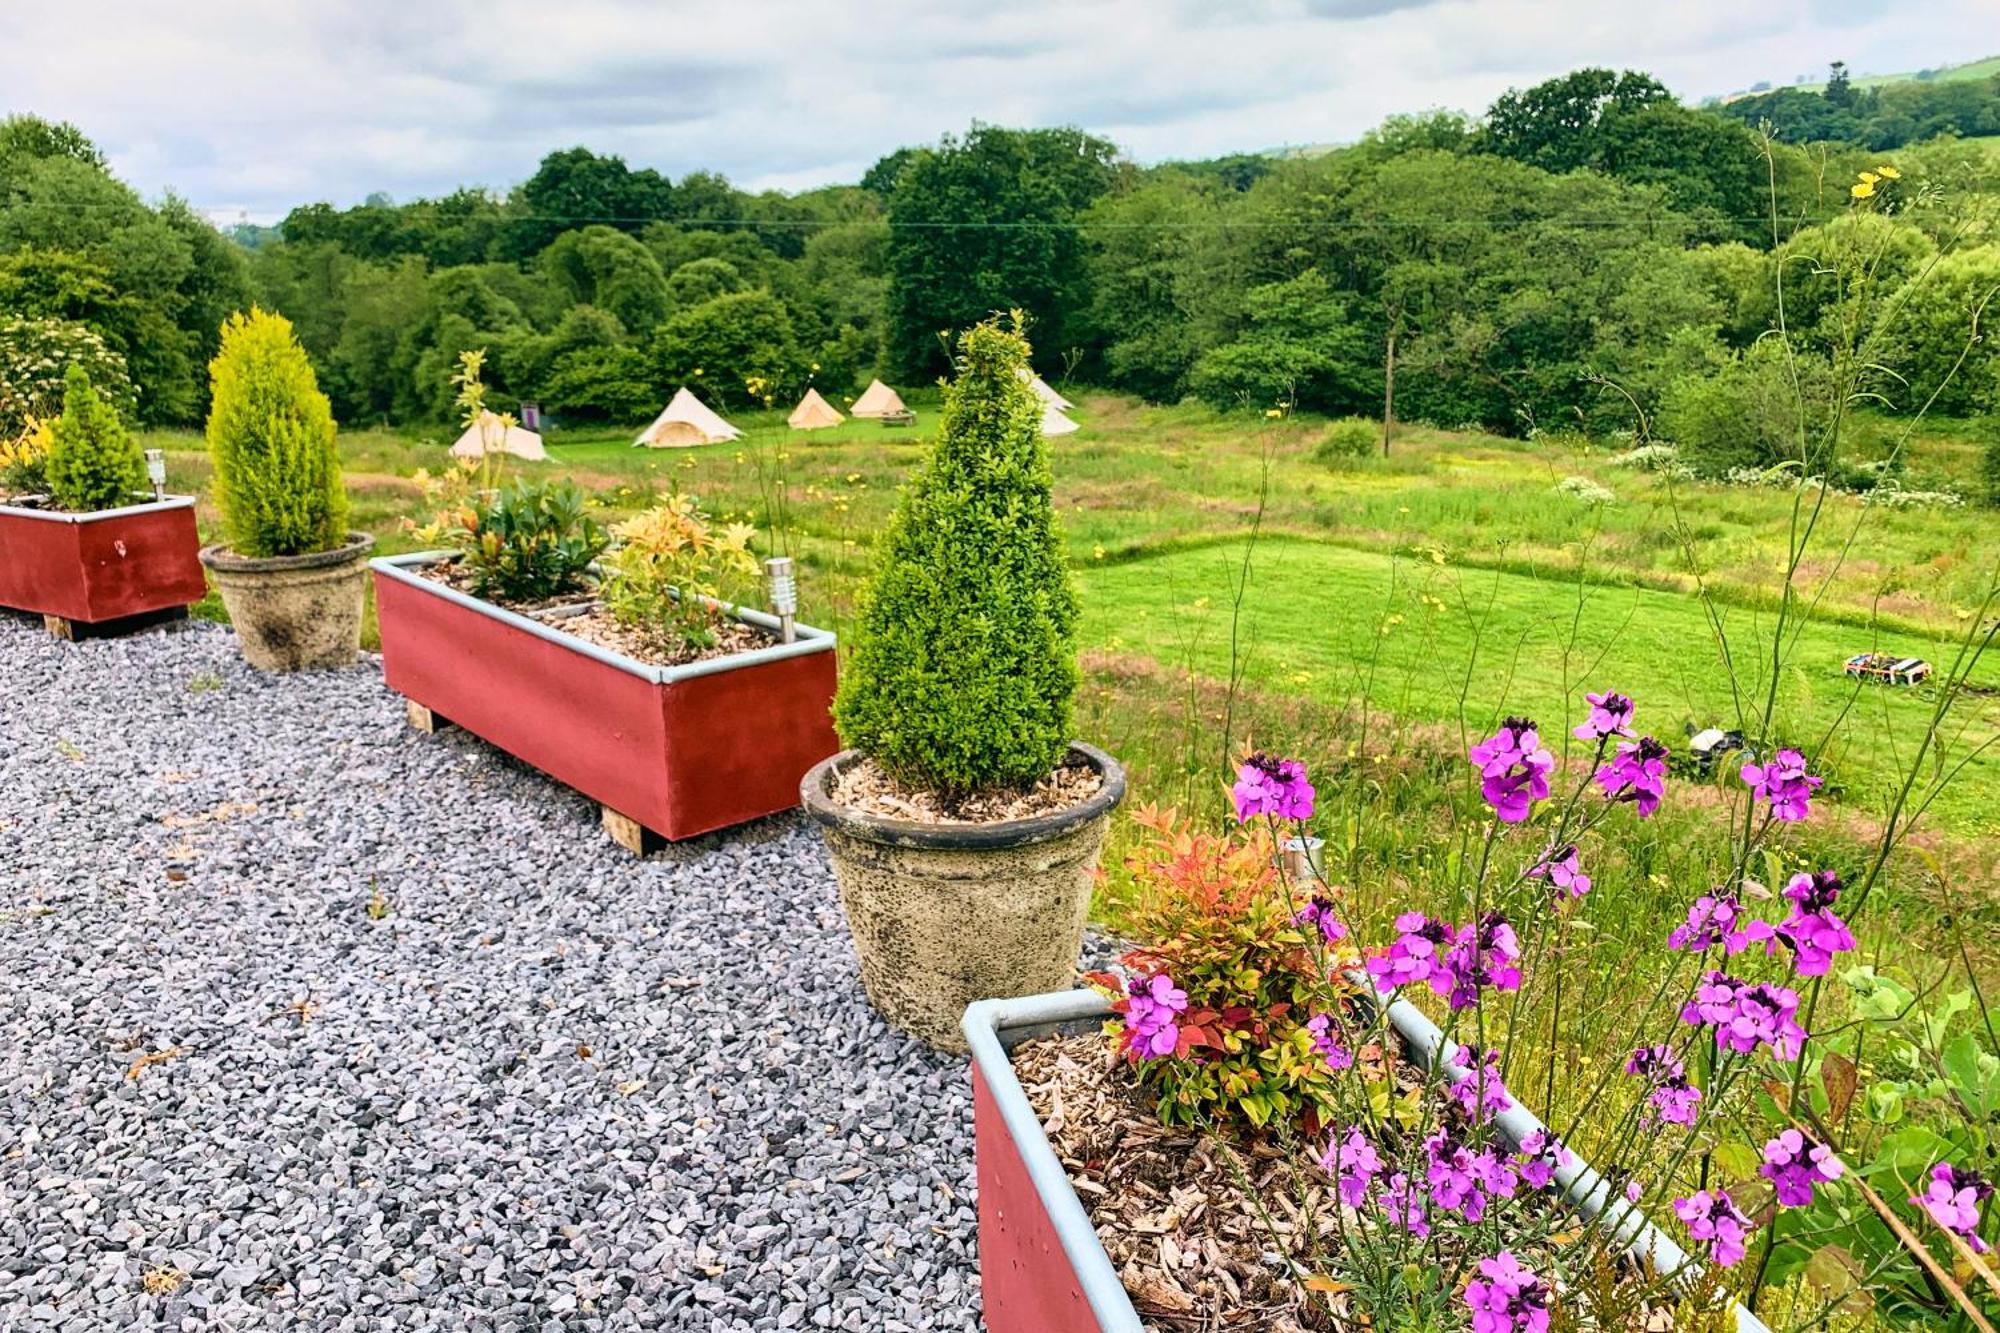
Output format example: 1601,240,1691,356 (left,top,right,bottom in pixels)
372,553,839,842
0,498,205,625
